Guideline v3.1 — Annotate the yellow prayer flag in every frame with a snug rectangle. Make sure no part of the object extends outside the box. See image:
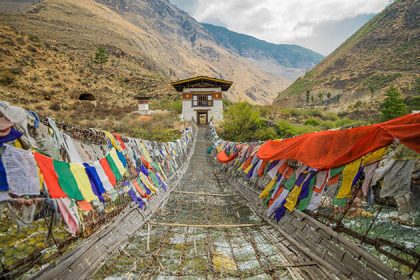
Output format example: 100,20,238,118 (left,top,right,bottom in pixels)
103,131,122,152
361,147,386,166
259,176,278,199
70,163,97,202
110,148,126,176
284,185,302,211
336,158,362,199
